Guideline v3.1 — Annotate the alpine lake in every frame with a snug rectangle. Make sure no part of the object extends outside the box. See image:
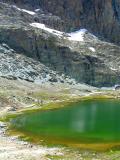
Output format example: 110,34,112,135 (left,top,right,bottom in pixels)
7,98,120,151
